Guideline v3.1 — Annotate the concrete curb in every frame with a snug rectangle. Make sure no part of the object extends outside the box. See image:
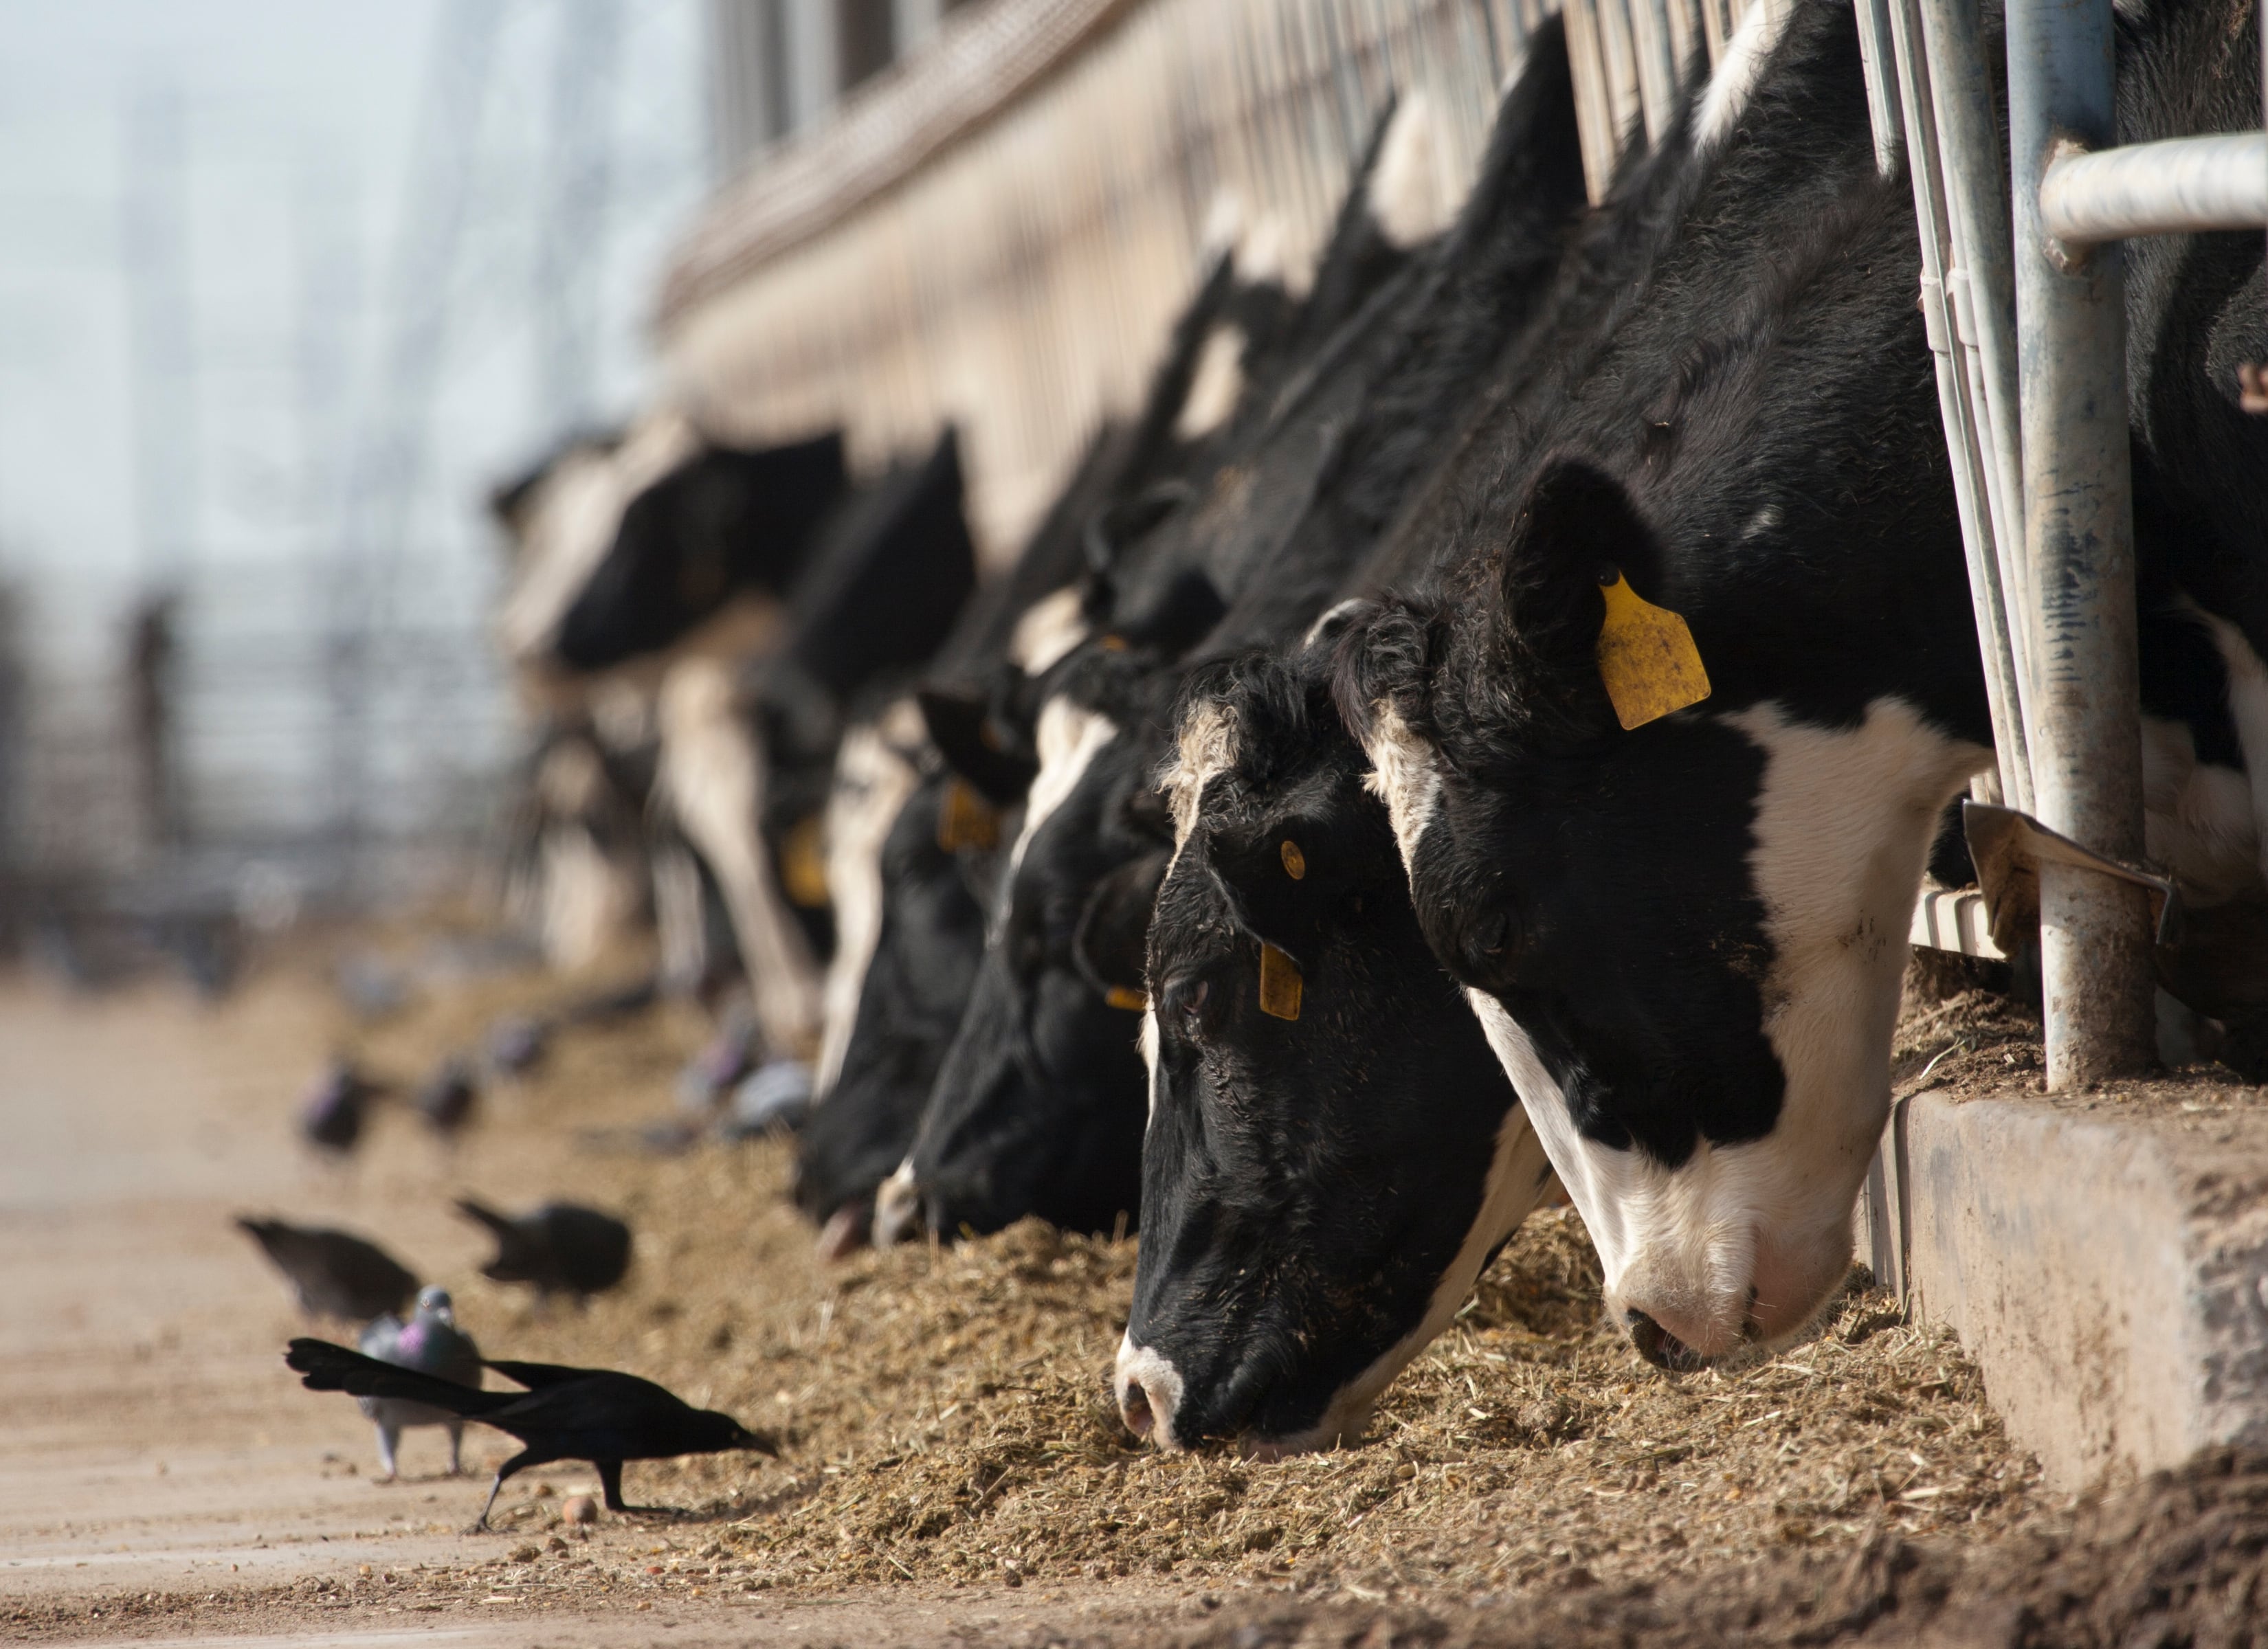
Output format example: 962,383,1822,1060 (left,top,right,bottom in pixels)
1860,1085,2268,1488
